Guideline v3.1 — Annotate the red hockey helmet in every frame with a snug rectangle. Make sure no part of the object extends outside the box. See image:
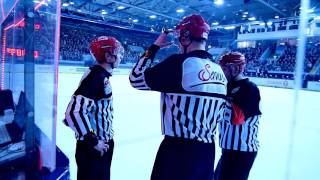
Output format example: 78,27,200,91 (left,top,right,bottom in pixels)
175,14,210,40
219,52,246,72
89,36,124,66
220,52,246,65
